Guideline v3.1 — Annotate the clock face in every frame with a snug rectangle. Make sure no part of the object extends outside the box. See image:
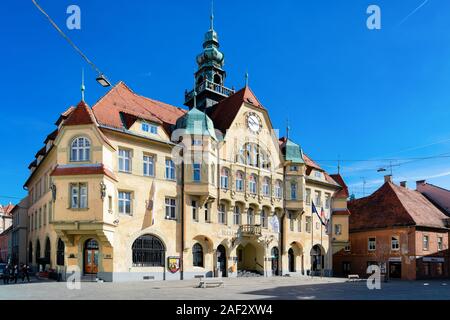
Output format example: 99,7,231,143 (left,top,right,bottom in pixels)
247,113,261,134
